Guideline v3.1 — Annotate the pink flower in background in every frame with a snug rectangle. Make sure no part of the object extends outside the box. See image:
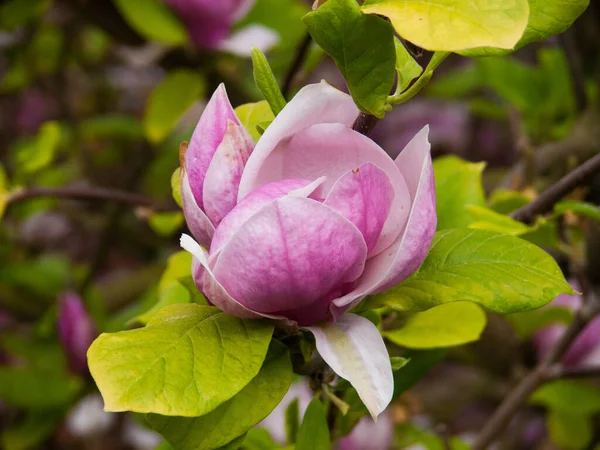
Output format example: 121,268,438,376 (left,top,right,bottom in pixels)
180,81,436,418
336,412,395,450
534,281,600,367
165,0,278,55
57,292,97,375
